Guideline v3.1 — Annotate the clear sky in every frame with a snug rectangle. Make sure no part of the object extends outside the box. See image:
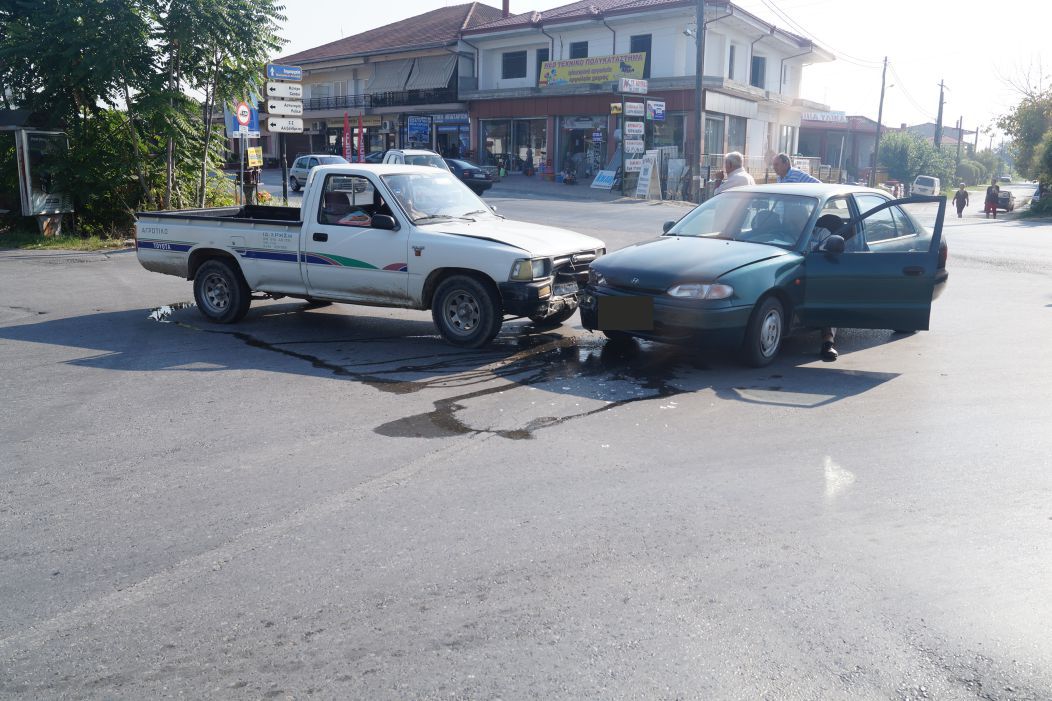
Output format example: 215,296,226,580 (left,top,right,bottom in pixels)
276,0,1051,142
